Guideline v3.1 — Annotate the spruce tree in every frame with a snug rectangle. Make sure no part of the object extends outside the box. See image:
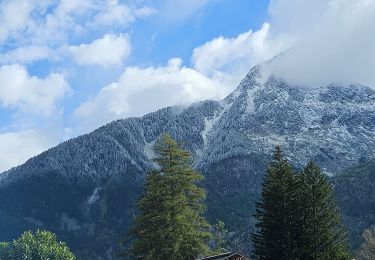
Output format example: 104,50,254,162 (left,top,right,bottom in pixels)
251,146,300,260
127,134,211,260
298,161,349,259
